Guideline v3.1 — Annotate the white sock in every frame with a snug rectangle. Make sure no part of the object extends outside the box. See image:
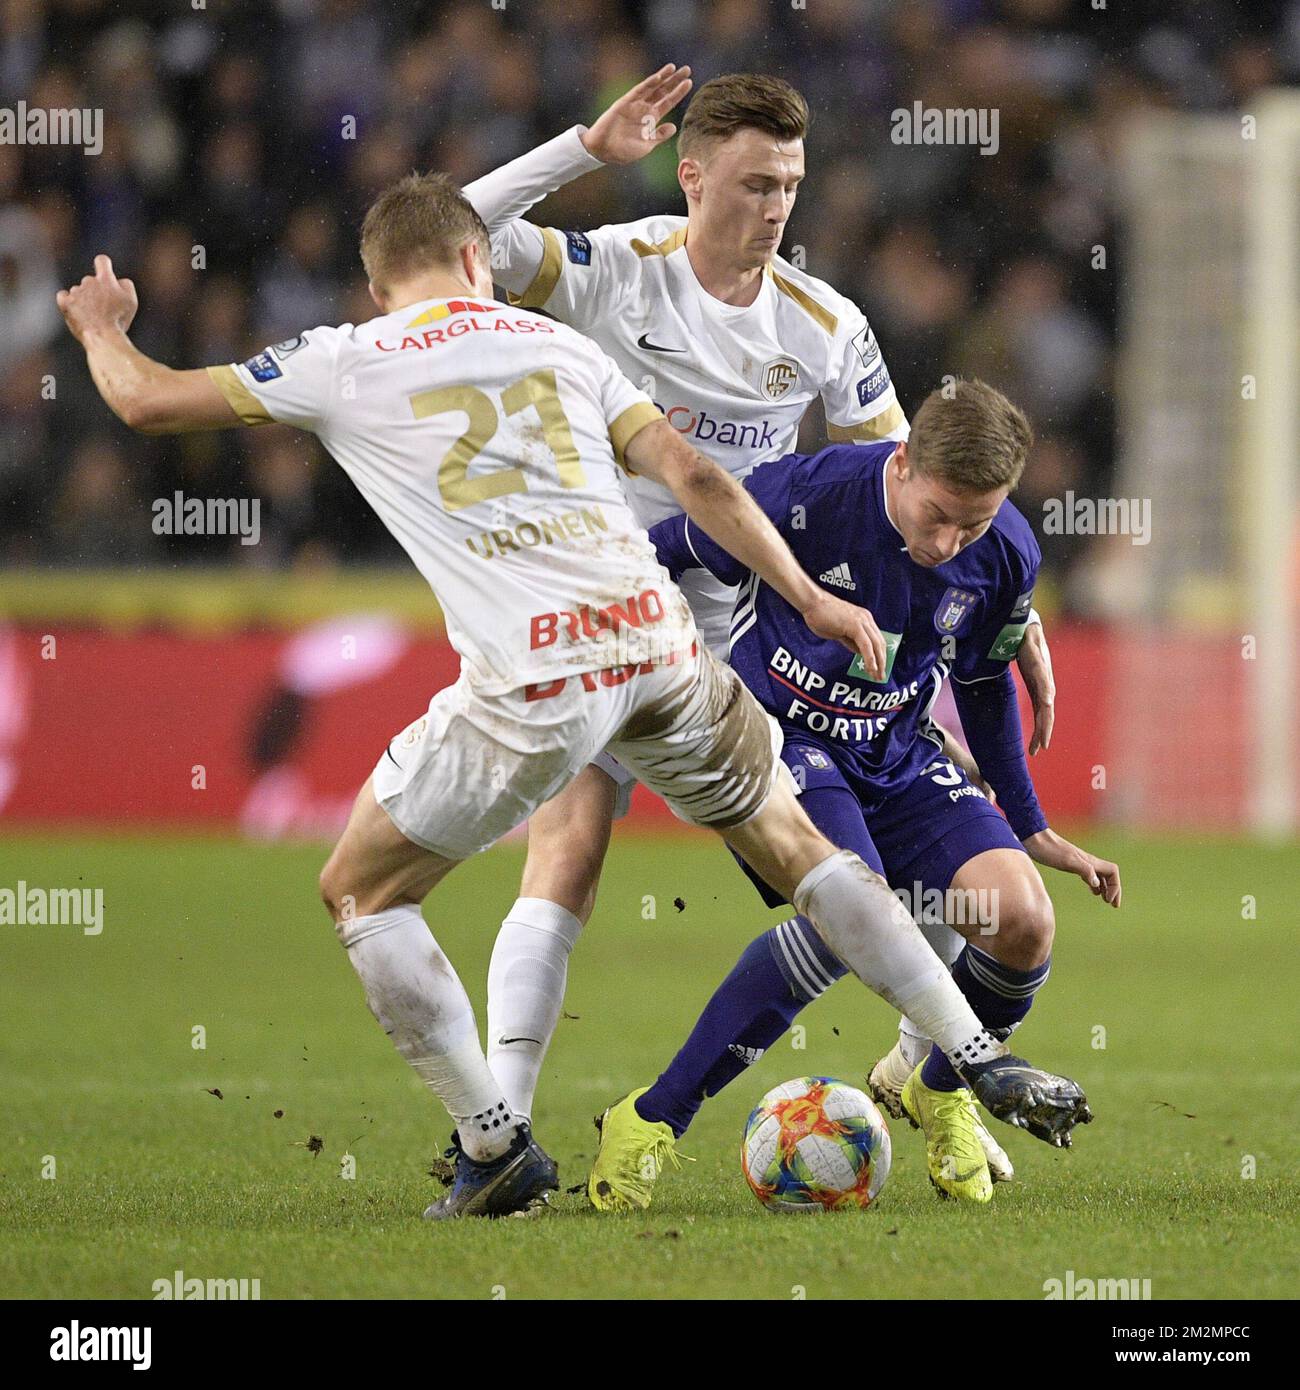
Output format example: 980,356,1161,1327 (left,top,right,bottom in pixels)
897,913,966,1065
486,897,583,1120
336,905,517,1162
897,1016,934,1070
793,851,1001,1070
